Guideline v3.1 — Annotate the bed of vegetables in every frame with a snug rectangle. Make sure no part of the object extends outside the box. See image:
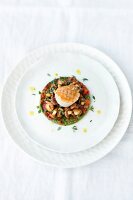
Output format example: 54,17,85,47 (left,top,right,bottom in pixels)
40,76,91,126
